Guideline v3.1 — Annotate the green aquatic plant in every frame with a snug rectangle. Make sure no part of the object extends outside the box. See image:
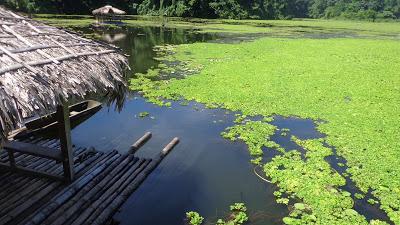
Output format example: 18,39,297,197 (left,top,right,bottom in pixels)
265,137,373,224
180,101,190,106
354,193,364,199
232,211,248,224
218,203,249,225
186,211,204,225
186,203,248,225
277,198,290,205
138,112,150,118
129,36,400,223
230,203,247,212
221,120,279,157
250,157,262,165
